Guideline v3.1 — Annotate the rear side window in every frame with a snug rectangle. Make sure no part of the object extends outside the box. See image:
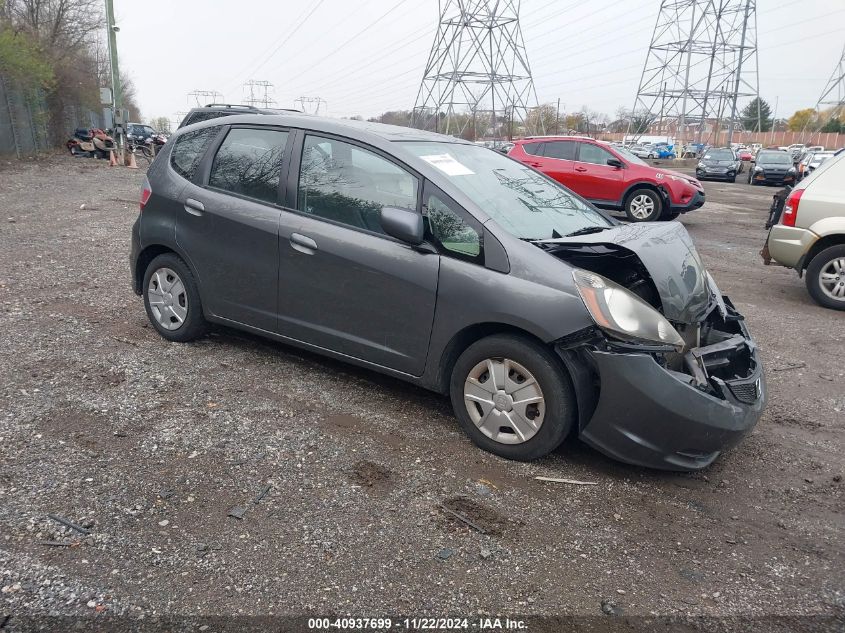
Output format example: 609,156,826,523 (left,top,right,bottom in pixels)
170,127,218,180
297,135,418,234
543,141,577,160
181,111,229,128
522,142,543,156
208,128,289,204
